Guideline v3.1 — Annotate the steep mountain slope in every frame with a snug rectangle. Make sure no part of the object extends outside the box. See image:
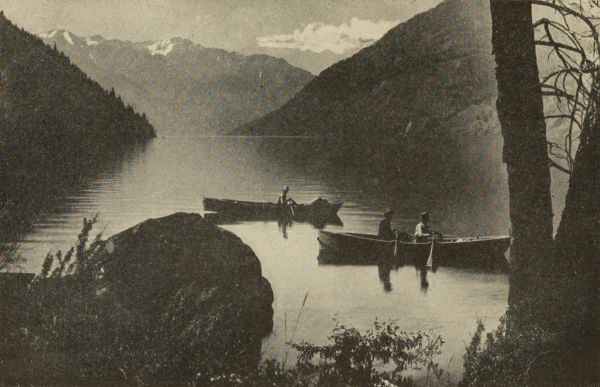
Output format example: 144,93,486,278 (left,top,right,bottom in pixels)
239,0,569,235
237,0,511,234
39,31,313,135
240,0,495,135
0,13,155,244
